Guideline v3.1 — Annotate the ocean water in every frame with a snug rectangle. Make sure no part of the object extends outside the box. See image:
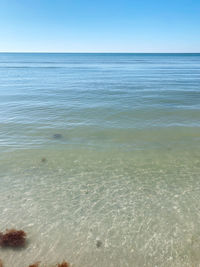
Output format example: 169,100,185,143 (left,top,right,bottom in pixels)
0,53,200,267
